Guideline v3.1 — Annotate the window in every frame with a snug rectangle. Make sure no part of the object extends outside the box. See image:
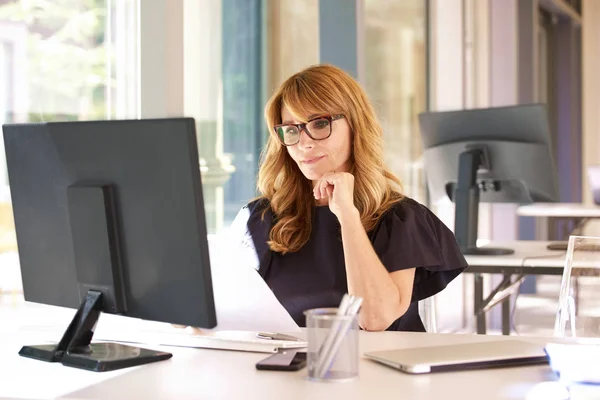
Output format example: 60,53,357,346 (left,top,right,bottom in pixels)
216,0,319,230
0,0,138,295
364,0,428,202
265,0,319,93
221,0,265,225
